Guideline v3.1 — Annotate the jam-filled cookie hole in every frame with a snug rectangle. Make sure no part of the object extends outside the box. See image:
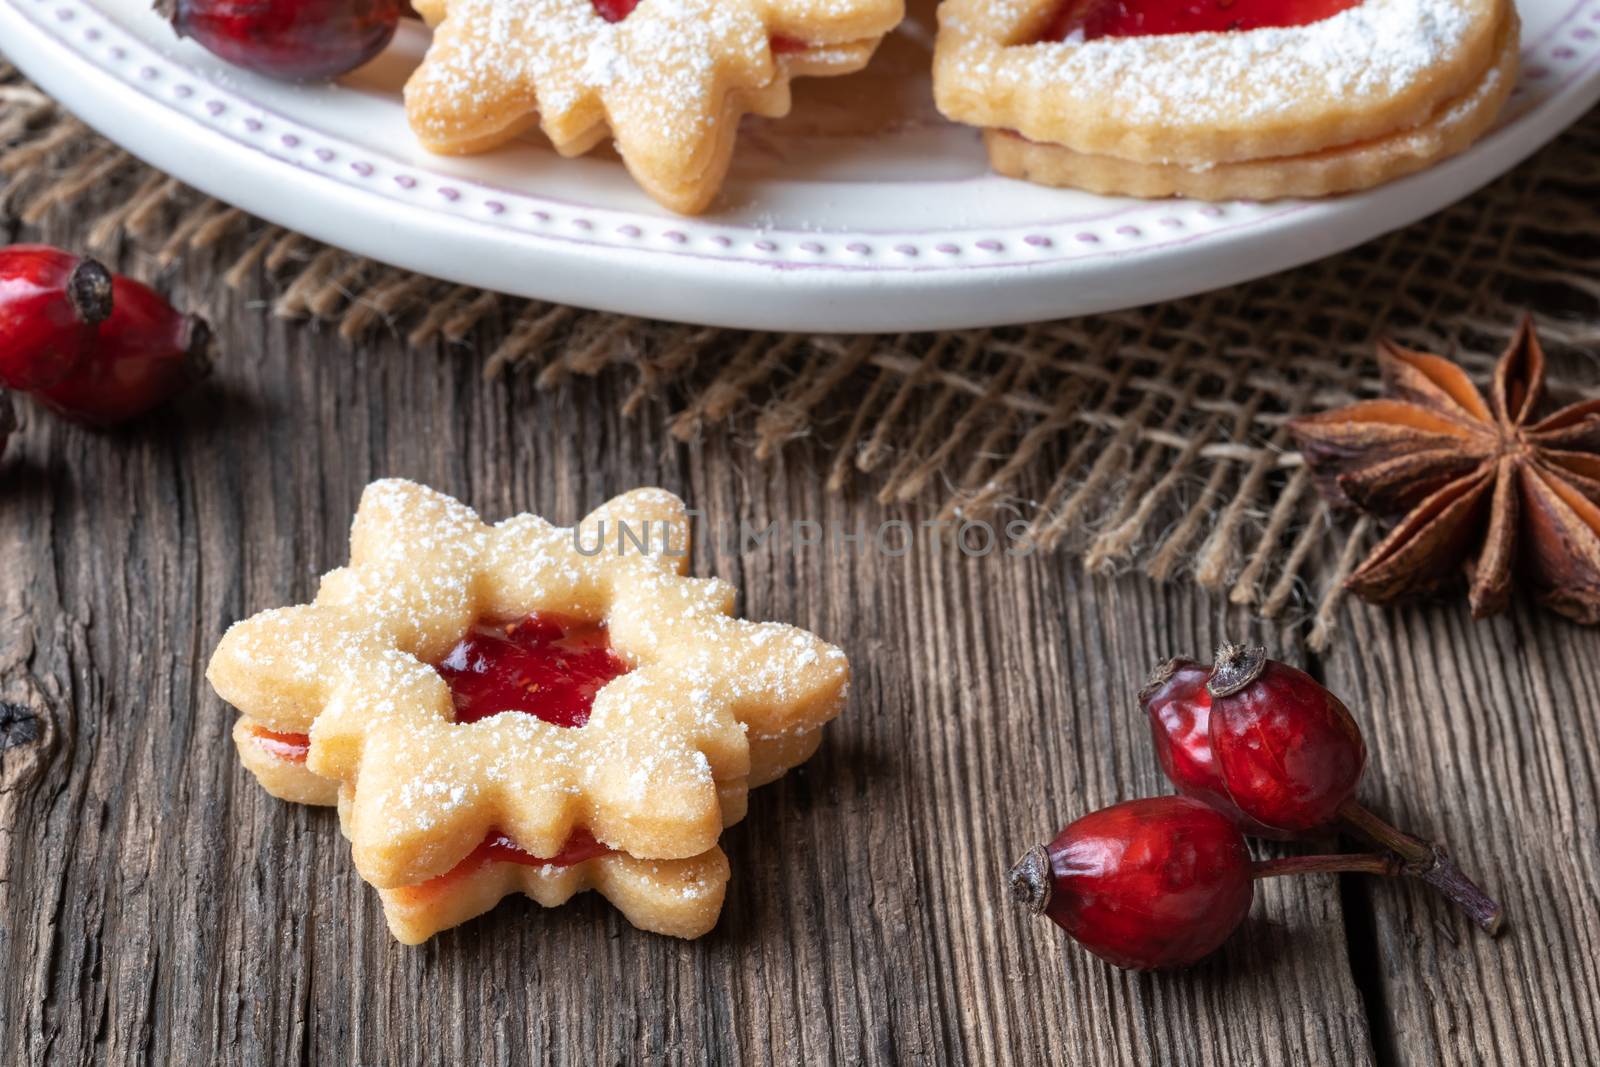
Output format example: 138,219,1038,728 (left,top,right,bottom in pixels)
1034,0,1362,42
